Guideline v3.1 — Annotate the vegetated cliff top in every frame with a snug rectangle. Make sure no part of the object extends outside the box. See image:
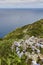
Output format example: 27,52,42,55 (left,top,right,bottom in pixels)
4,19,43,40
